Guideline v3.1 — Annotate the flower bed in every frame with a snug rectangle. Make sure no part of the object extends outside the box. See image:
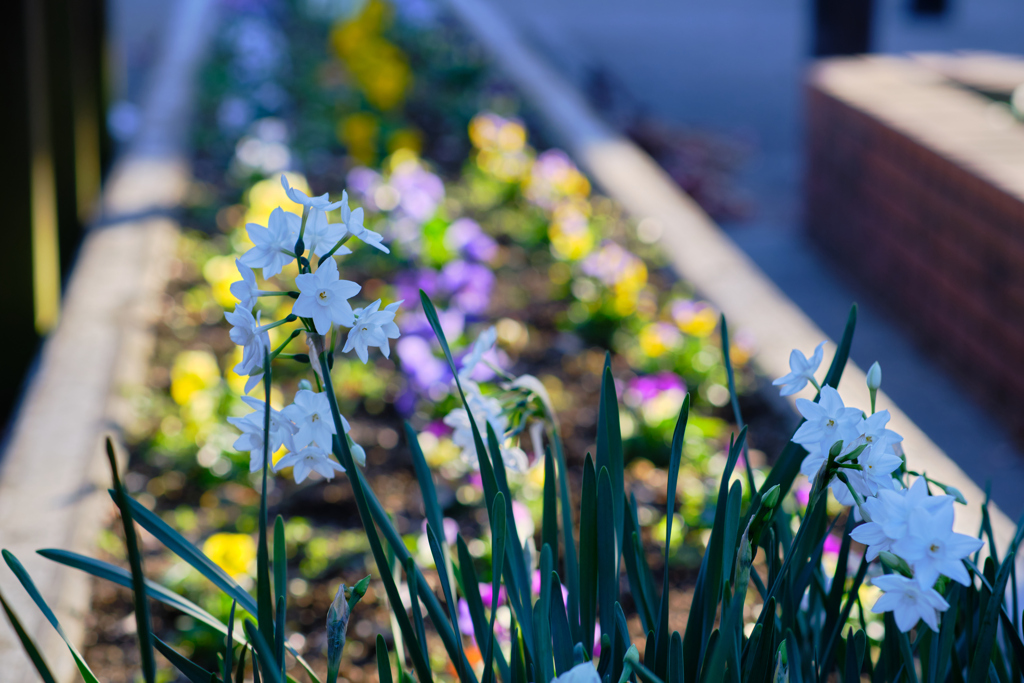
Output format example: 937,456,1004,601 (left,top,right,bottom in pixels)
77,1,783,680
